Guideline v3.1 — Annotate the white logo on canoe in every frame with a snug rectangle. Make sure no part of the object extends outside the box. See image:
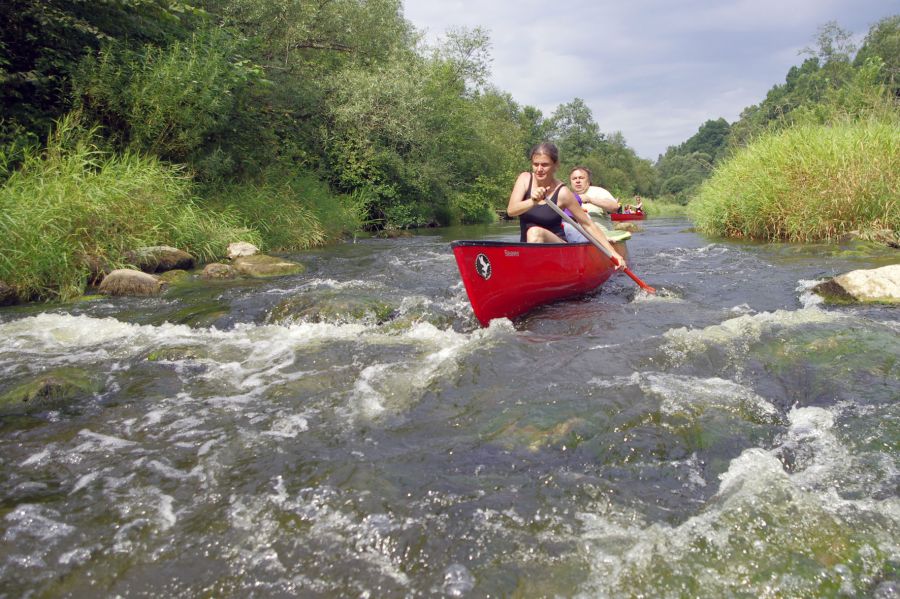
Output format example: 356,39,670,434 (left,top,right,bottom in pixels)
475,253,491,280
